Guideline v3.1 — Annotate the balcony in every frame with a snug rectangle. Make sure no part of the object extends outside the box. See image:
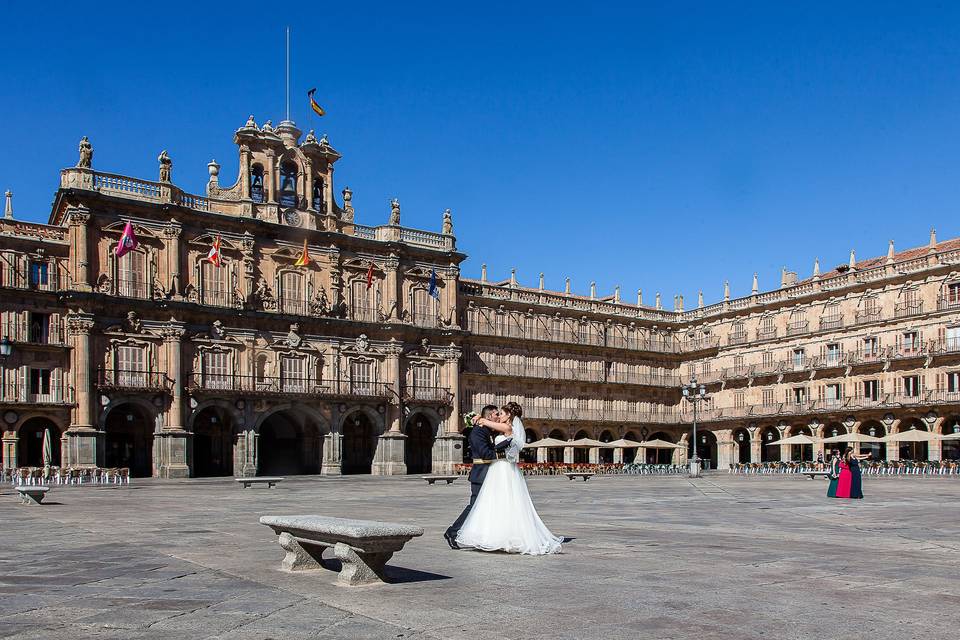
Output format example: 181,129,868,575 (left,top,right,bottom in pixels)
411,312,439,328
402,385,453,404
0,265,69,292
201,290,241,309
814,352,848,369
186,374,390,399
467,317,679,354
531,407,678,424
854,309,881,325
0,381,75,405
0,319,68,346
786,320,809,336
348,305,379,323
97,369,173,392
894,300,924,319
756,327,778,341
723,365,753,380
890,344,926,361
933,338,960,355
820,315,844,331
115,278,151,300
727,332,749,346
682,336,721,353
937,296,960,311
848,349,884,366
